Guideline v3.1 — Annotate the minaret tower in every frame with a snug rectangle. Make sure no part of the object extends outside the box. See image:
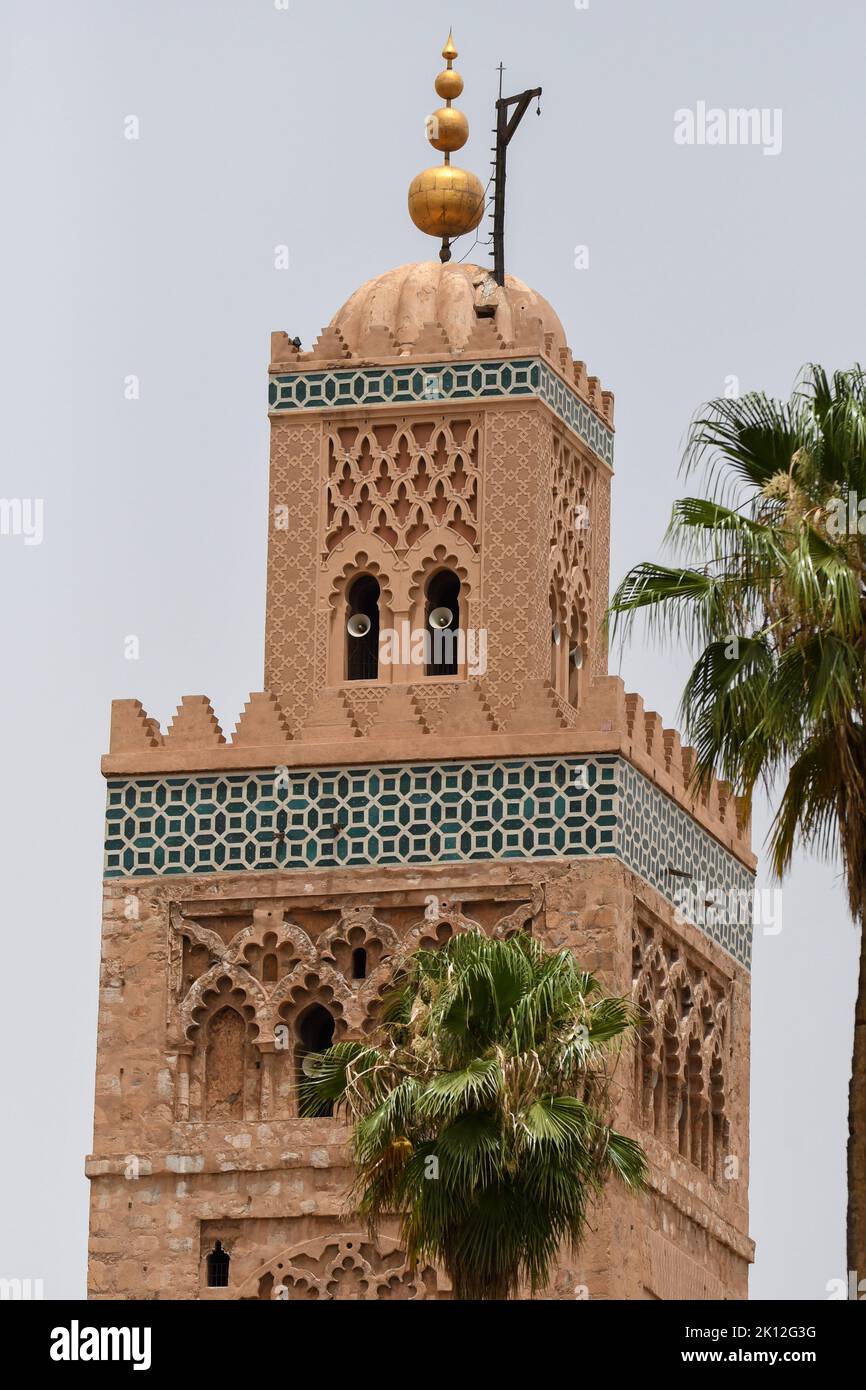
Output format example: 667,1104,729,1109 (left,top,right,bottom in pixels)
88,36,755,1300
